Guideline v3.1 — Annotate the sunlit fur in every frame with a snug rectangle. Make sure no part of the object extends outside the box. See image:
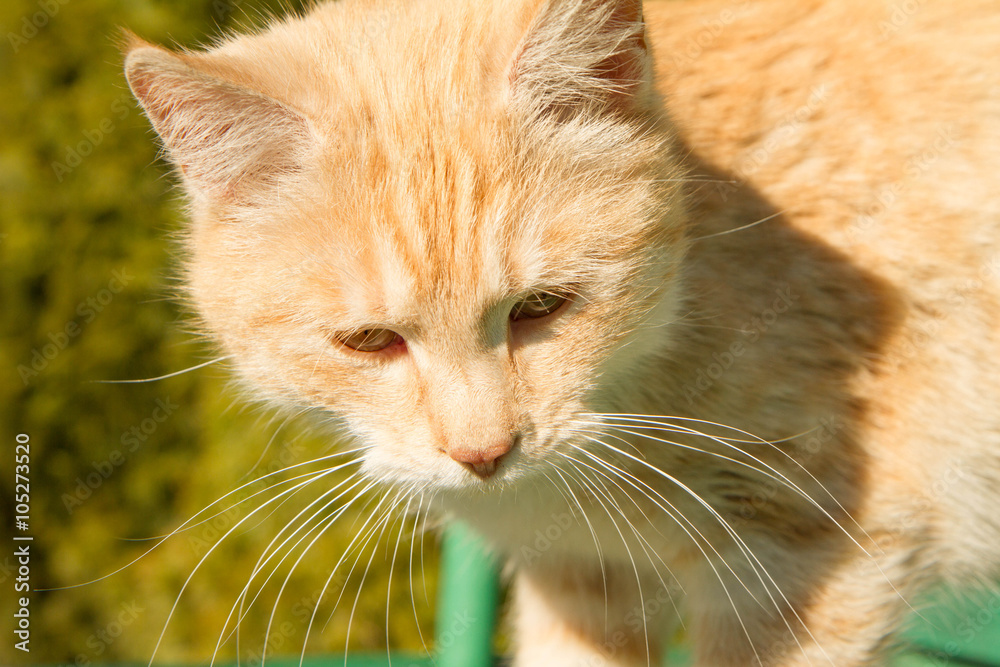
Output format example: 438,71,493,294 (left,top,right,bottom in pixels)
125,0,1000,665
